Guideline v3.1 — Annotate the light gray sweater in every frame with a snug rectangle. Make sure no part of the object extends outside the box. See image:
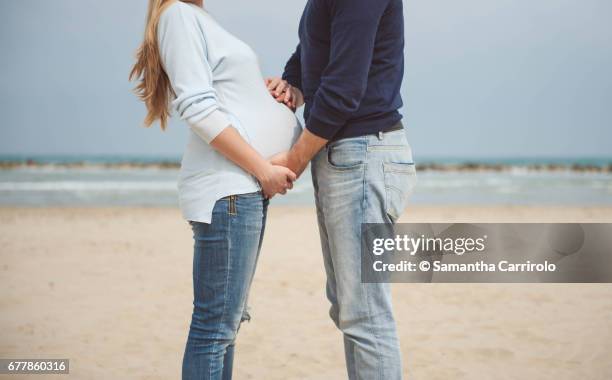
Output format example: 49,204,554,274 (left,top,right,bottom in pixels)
158,2,301,223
